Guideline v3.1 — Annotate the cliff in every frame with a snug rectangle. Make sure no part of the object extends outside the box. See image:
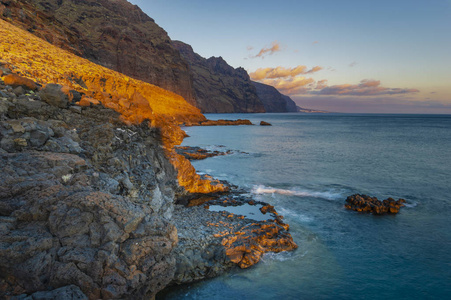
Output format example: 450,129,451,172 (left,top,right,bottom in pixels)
252,81,298,112
173,41,266,113
0,0,197,106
